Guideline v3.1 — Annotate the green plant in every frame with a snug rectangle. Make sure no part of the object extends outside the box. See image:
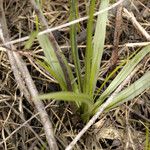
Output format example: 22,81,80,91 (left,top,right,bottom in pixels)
35,0,150,122
145,123,150,150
